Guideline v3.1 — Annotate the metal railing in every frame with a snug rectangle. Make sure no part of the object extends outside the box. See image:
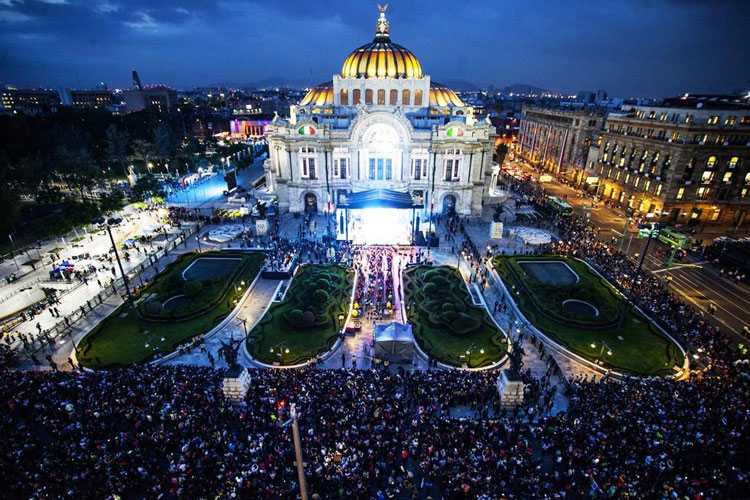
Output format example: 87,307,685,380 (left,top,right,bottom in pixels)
9,224,199,365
